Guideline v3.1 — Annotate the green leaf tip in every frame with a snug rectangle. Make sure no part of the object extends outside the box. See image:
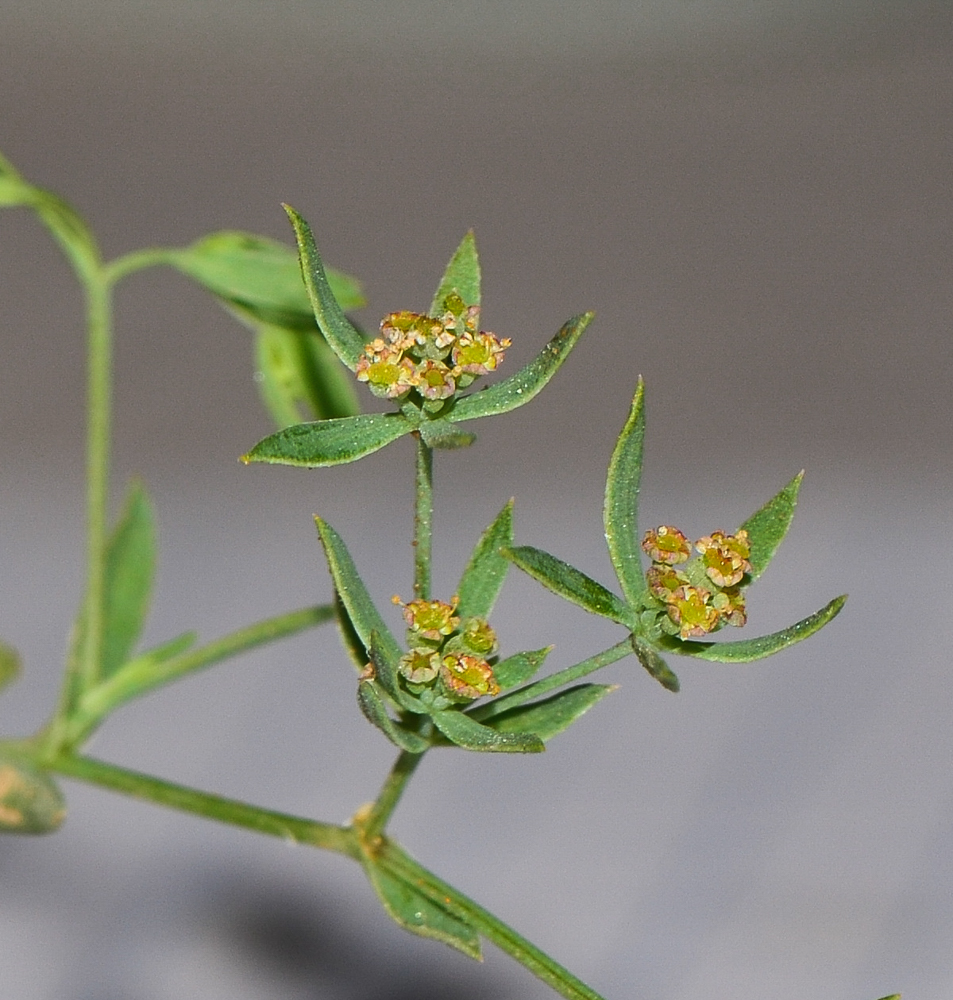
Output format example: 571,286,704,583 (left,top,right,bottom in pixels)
741,470,804,581
430,230,480,315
